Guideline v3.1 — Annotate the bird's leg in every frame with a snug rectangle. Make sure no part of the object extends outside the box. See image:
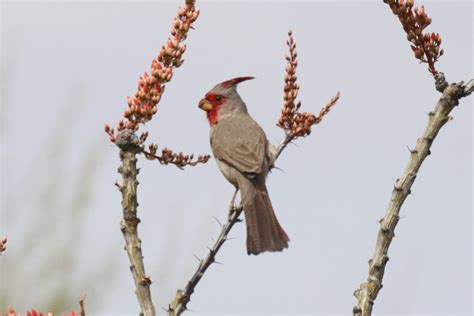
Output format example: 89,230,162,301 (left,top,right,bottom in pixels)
228,188,240,220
